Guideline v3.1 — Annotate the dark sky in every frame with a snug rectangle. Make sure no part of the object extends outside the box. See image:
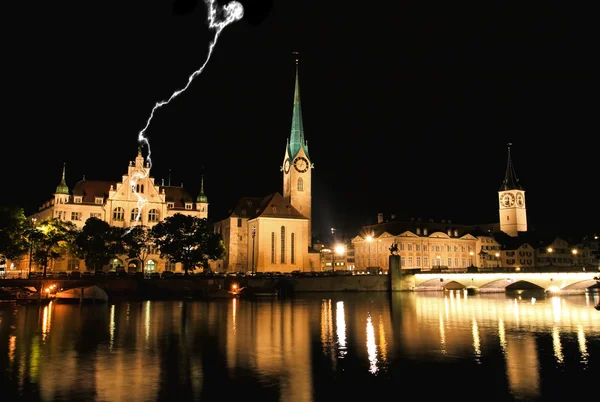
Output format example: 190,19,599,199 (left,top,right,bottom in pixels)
3,0,598,241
